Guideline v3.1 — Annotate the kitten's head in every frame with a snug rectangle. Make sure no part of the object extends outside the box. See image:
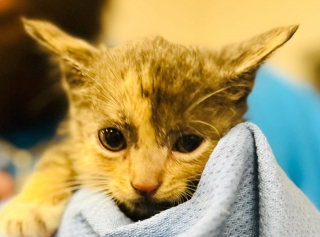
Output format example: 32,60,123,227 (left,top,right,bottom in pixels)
23,19,297,220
